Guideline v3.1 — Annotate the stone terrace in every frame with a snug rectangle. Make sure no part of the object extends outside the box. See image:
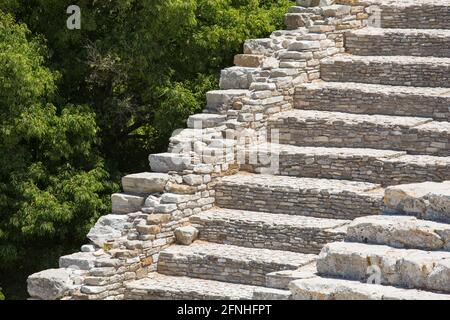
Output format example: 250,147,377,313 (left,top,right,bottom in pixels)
27,0,450,300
